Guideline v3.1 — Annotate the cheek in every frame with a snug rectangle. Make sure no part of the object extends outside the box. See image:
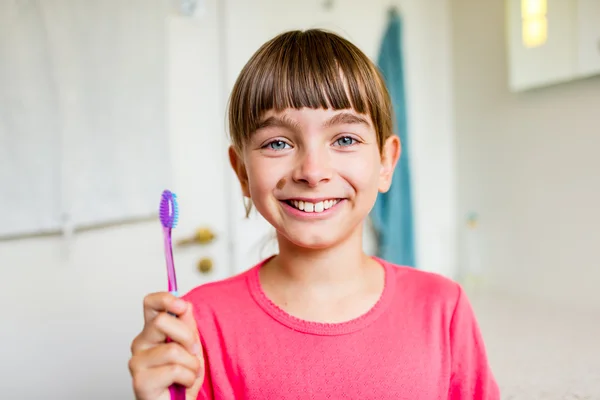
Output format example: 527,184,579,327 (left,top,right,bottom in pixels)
245,157,283,198
337,151,381,191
